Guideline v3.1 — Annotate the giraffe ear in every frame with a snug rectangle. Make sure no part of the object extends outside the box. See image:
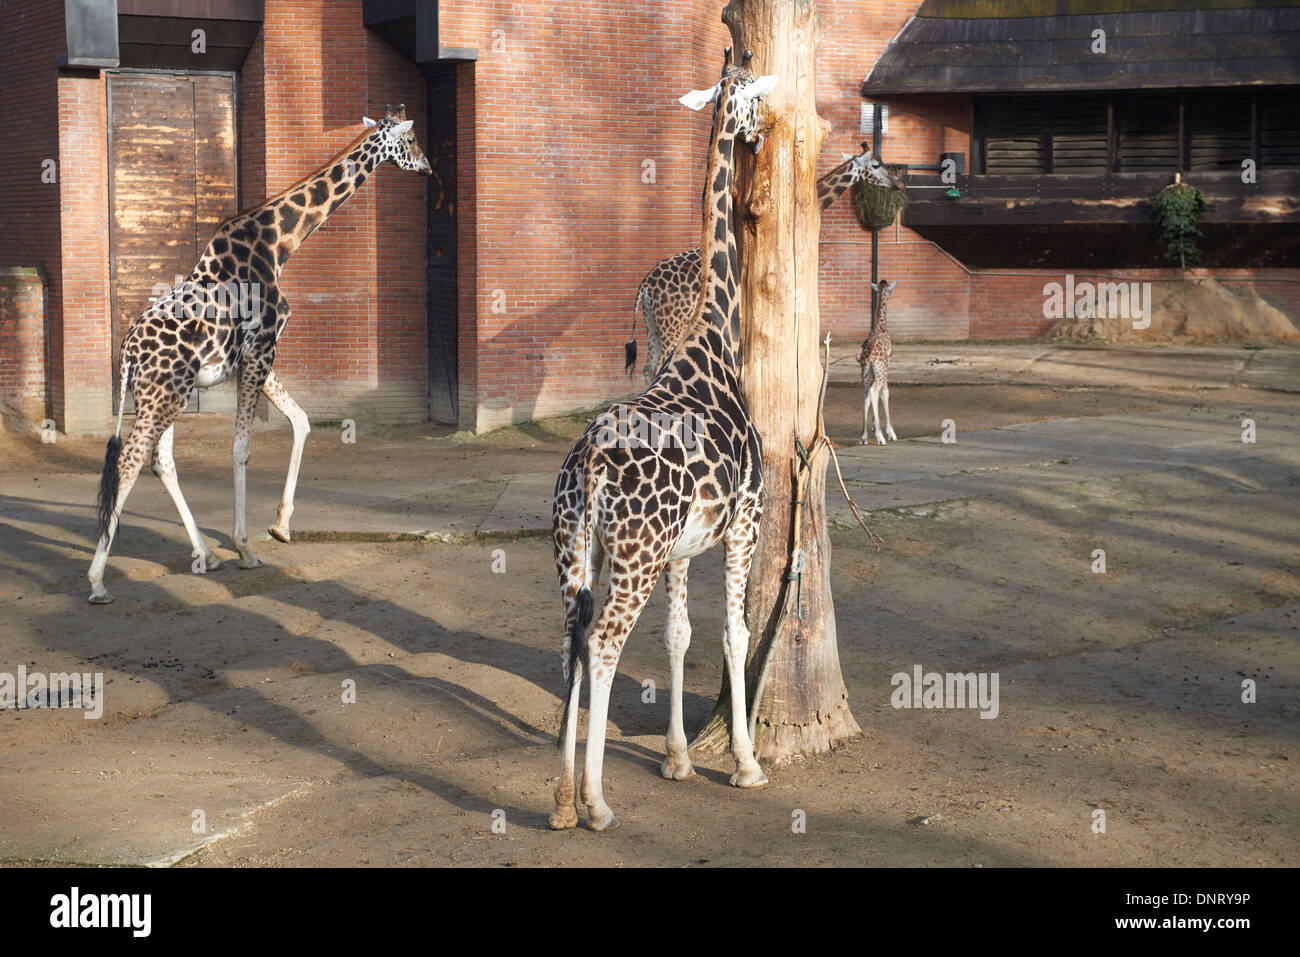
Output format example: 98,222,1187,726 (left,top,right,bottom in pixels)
363,116,378,128
887,280,899,292
740,74,779,100
390,119,414,136
870,281,880,292
679,83,719,111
